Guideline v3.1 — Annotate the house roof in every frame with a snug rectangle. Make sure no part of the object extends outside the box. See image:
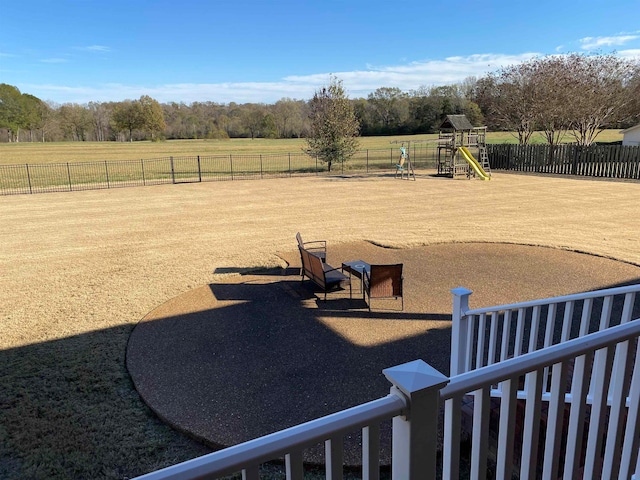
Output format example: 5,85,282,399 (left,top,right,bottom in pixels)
620,124,640,134
439,114,474,131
